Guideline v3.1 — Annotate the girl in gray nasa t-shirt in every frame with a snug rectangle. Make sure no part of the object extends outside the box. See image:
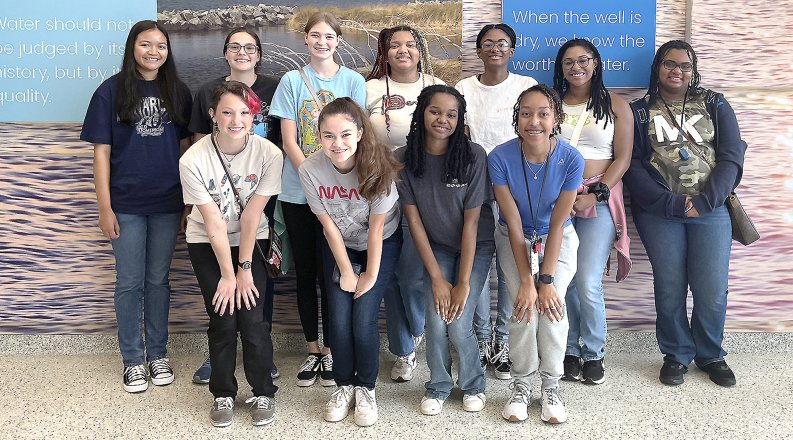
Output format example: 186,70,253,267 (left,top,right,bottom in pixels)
298,97,401,427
